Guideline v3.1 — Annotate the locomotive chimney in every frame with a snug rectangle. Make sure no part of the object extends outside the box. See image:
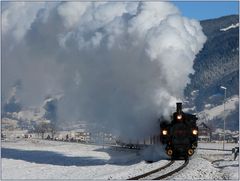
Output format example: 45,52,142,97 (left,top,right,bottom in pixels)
176,102,182,114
